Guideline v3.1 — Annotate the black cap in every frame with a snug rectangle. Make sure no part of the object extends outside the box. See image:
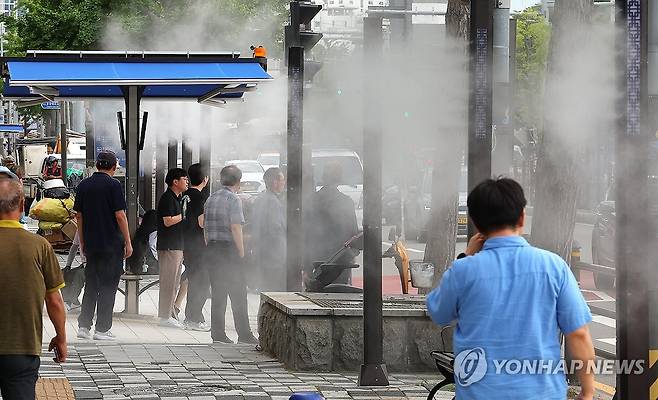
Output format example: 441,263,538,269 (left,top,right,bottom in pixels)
96,150,118,169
